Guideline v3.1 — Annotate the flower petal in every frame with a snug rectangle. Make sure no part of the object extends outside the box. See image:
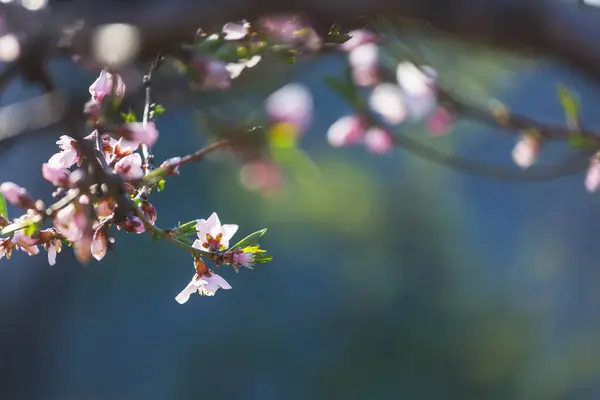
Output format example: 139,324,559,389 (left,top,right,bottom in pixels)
205,212,222,238
220,224,238,247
